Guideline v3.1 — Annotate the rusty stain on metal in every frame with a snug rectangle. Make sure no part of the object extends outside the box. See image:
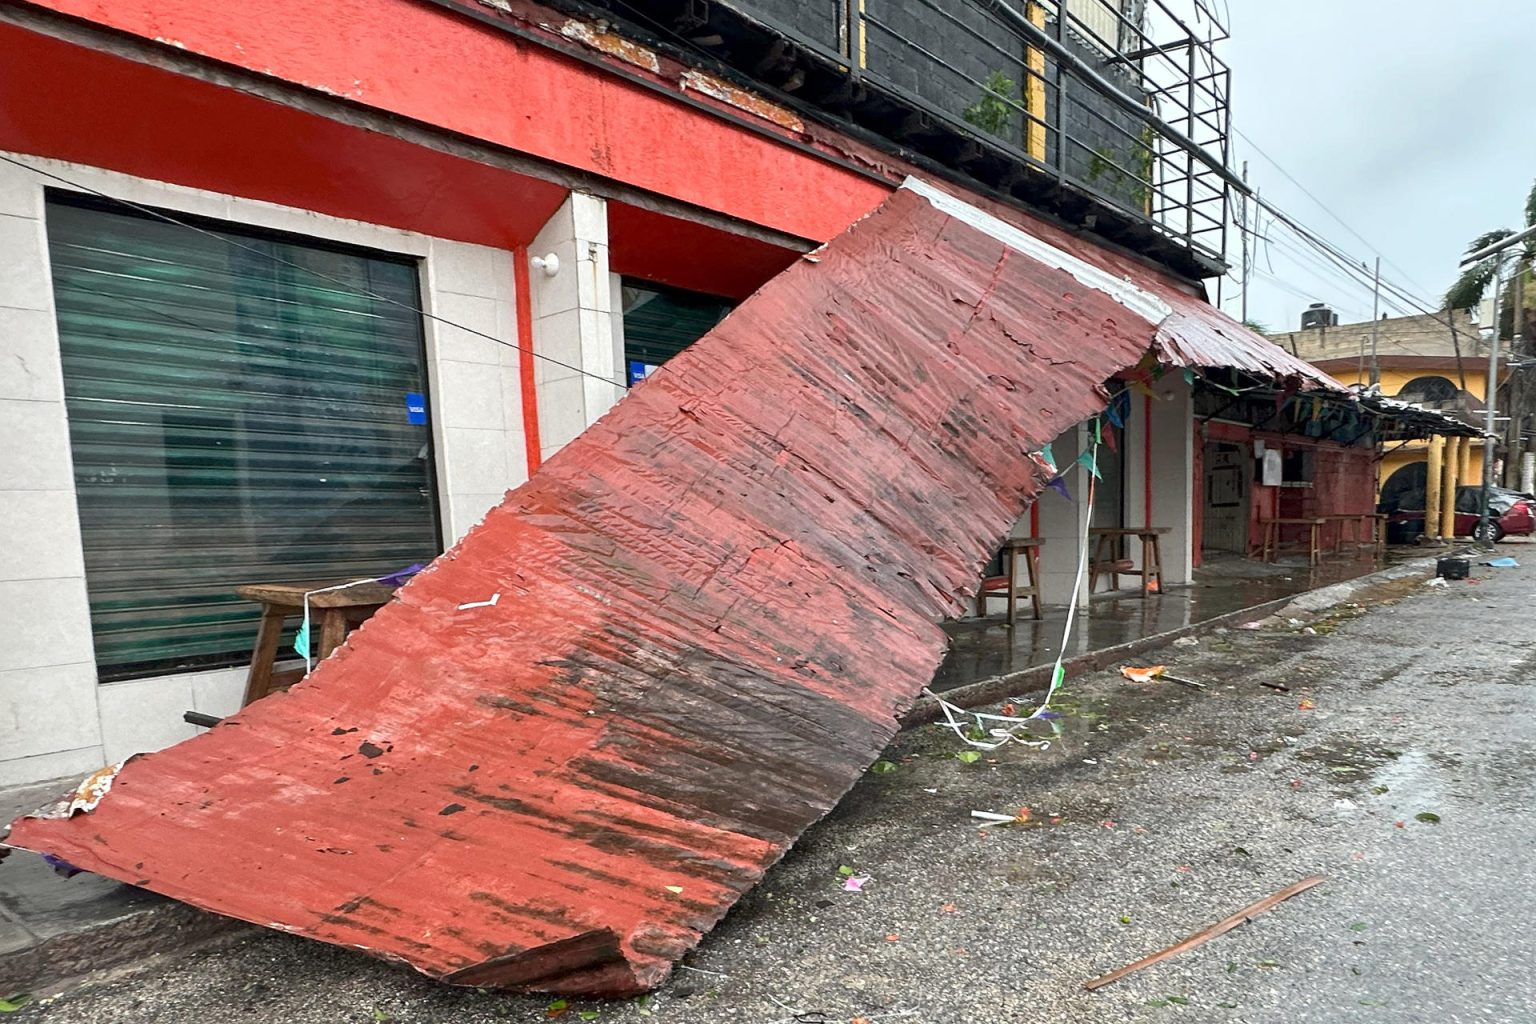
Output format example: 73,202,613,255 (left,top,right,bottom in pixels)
681,69,805,133
2,184,1340,997
558,18,662,74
